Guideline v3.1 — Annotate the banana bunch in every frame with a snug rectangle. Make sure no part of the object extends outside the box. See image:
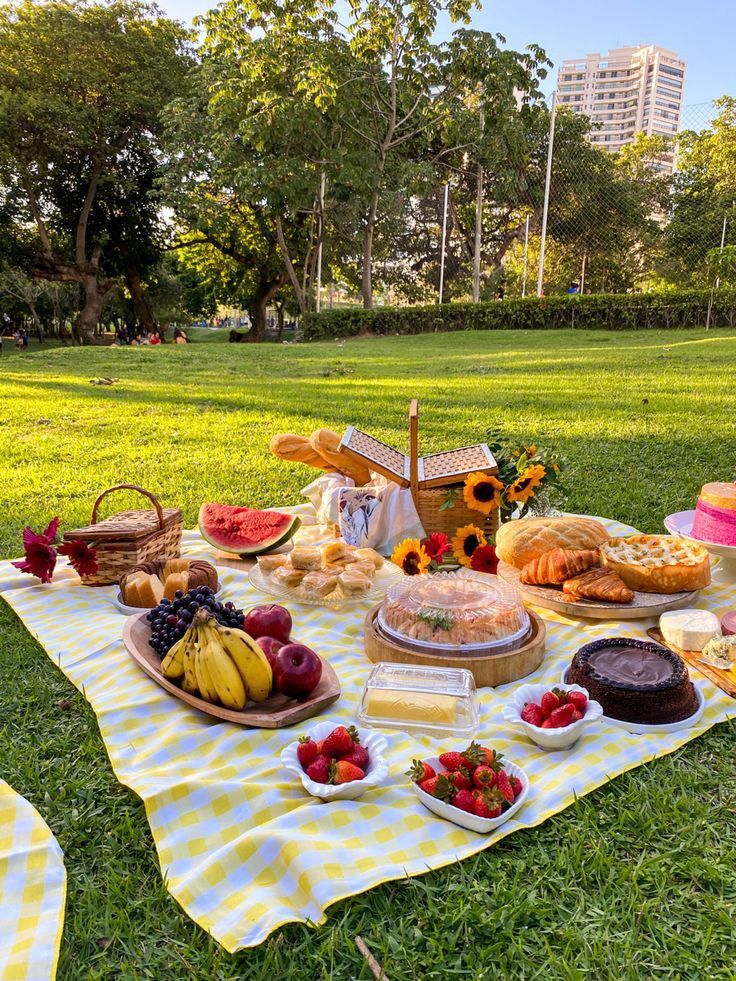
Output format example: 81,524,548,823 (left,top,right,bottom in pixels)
161,610,272,710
